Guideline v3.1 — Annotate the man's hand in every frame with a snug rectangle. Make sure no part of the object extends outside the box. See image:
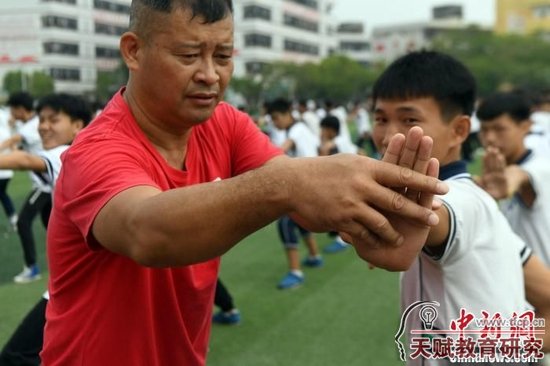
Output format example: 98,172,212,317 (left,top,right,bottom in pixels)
288,126,447,271
342,127,439,270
